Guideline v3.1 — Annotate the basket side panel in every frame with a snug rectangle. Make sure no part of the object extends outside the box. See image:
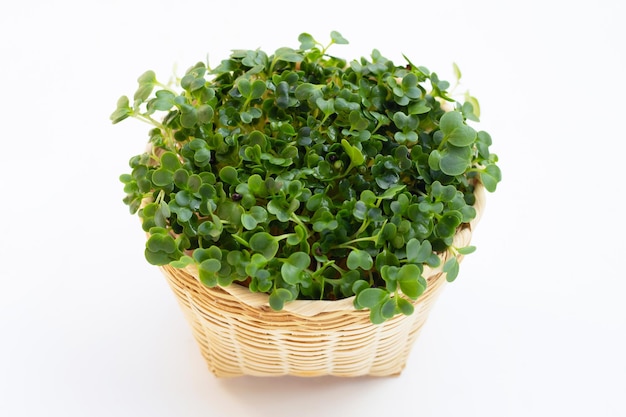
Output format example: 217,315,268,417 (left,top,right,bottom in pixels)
160,265,447,377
